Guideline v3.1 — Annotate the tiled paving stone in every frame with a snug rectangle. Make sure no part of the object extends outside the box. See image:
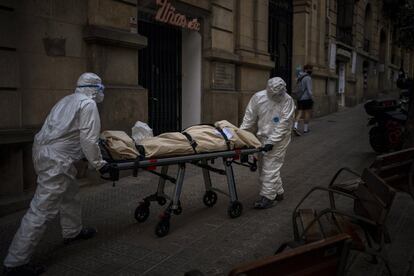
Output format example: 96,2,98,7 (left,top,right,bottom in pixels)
68,257,123,275
43,263,93,276
140,251,171,264
123,260,157,274
98,241,153,260
114,268,145,276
